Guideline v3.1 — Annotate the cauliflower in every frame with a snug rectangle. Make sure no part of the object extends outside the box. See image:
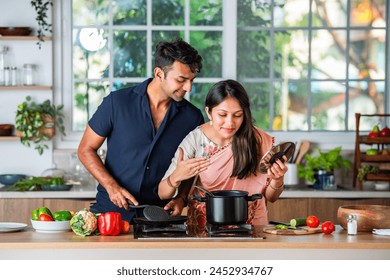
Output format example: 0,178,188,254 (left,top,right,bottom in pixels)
70,209,98,236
